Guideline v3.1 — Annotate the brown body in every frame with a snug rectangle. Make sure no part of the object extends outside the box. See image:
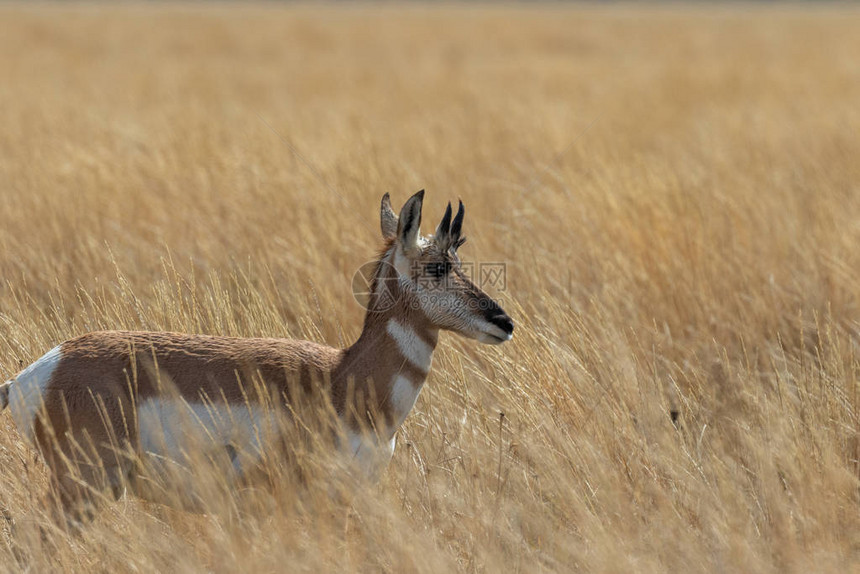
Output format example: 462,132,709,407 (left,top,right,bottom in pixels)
37,330,343,481
39,294,438,458
0,190,513,526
